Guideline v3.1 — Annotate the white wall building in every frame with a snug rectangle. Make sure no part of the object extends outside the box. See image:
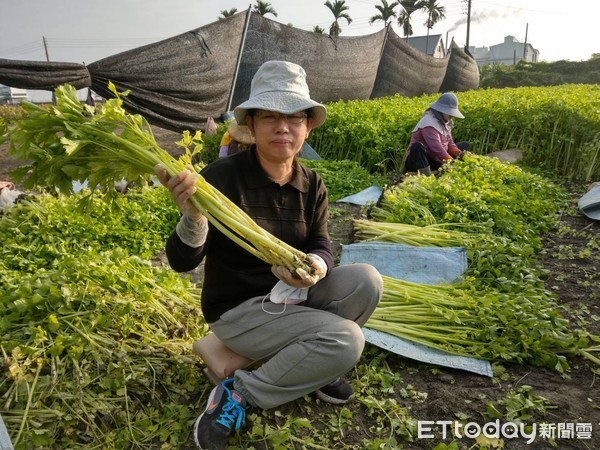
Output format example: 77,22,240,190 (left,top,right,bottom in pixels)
0,85,29,104
469,35,539,67
406,34,446,58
